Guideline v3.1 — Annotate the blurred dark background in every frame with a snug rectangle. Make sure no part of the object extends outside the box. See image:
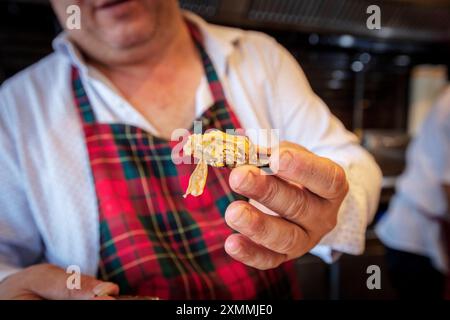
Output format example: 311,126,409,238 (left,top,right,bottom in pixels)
1,0,449,299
